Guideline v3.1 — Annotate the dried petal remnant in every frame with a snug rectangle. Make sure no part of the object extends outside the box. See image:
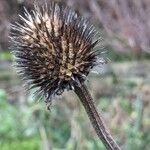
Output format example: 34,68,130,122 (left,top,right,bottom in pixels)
10,2,104,102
